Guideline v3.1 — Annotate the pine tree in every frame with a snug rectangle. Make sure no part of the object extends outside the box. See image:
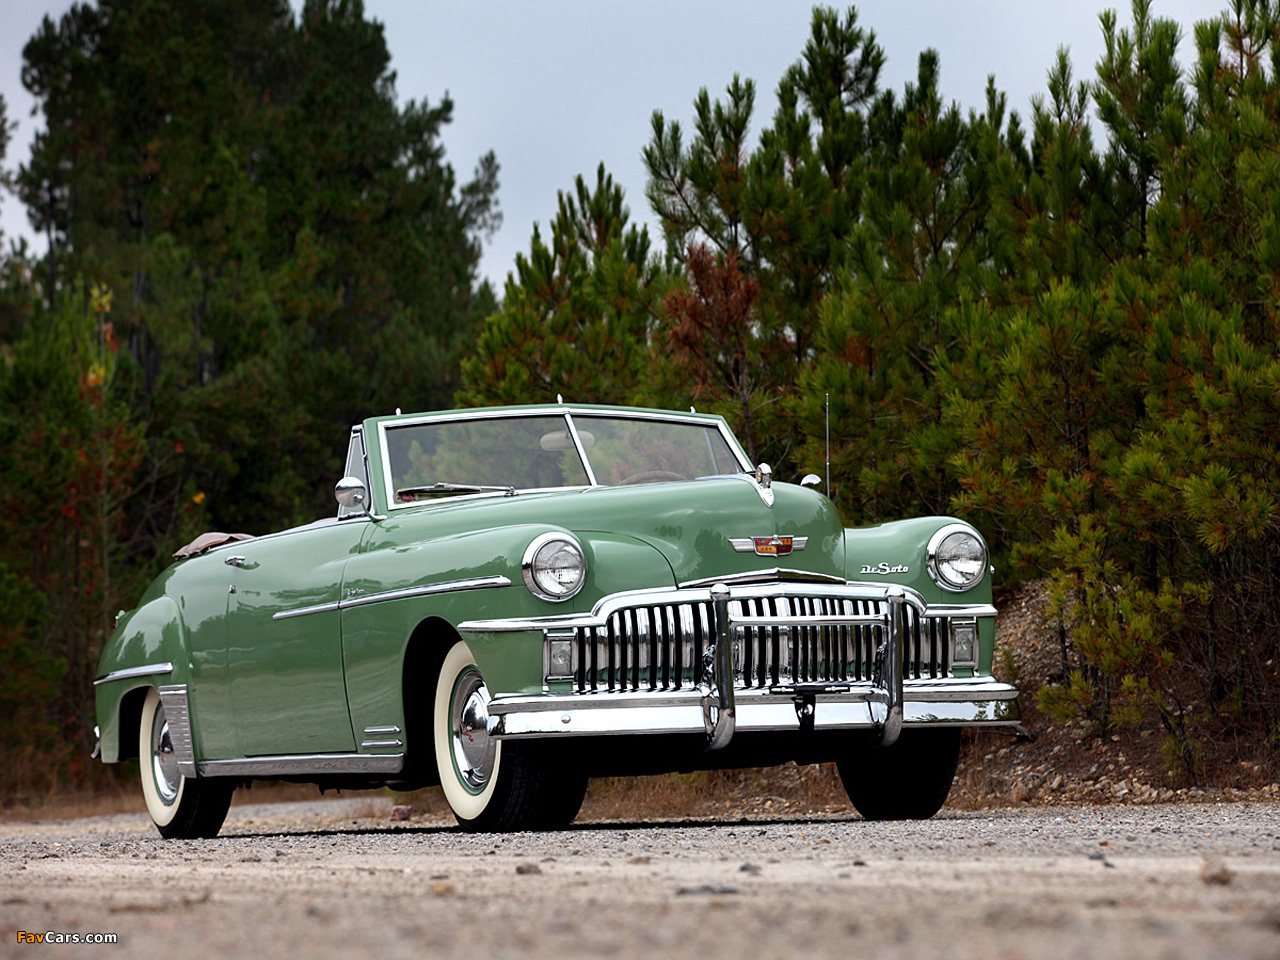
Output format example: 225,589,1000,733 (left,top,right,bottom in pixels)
458,165,670,407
